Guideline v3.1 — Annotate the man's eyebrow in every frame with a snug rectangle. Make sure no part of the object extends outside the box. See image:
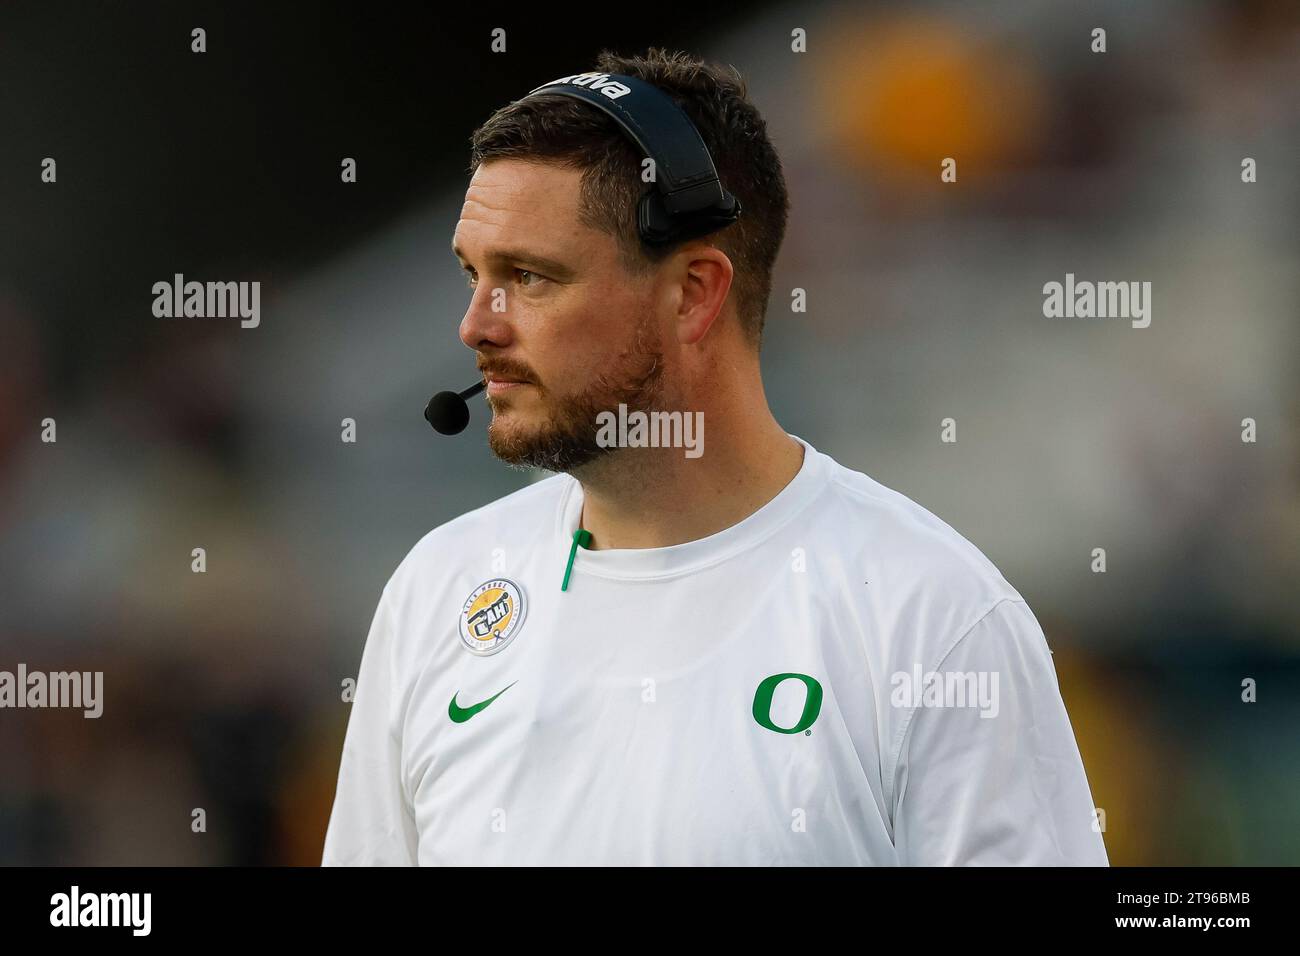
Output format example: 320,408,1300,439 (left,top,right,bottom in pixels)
450,241,576,280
